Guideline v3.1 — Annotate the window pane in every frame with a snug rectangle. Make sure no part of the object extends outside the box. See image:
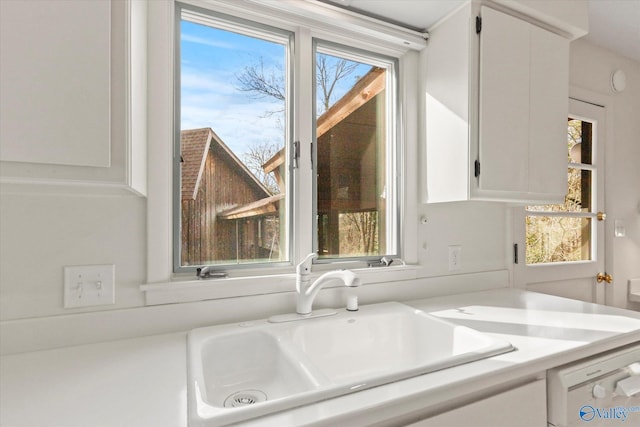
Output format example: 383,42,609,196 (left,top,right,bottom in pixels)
314,48,394,259
526,216,592,264
568,118,592,165
178,16,289,267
